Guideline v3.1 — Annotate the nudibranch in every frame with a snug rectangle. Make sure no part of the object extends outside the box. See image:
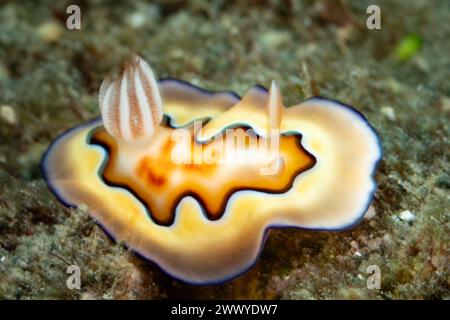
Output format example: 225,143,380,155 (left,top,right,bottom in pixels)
42,55,382,284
